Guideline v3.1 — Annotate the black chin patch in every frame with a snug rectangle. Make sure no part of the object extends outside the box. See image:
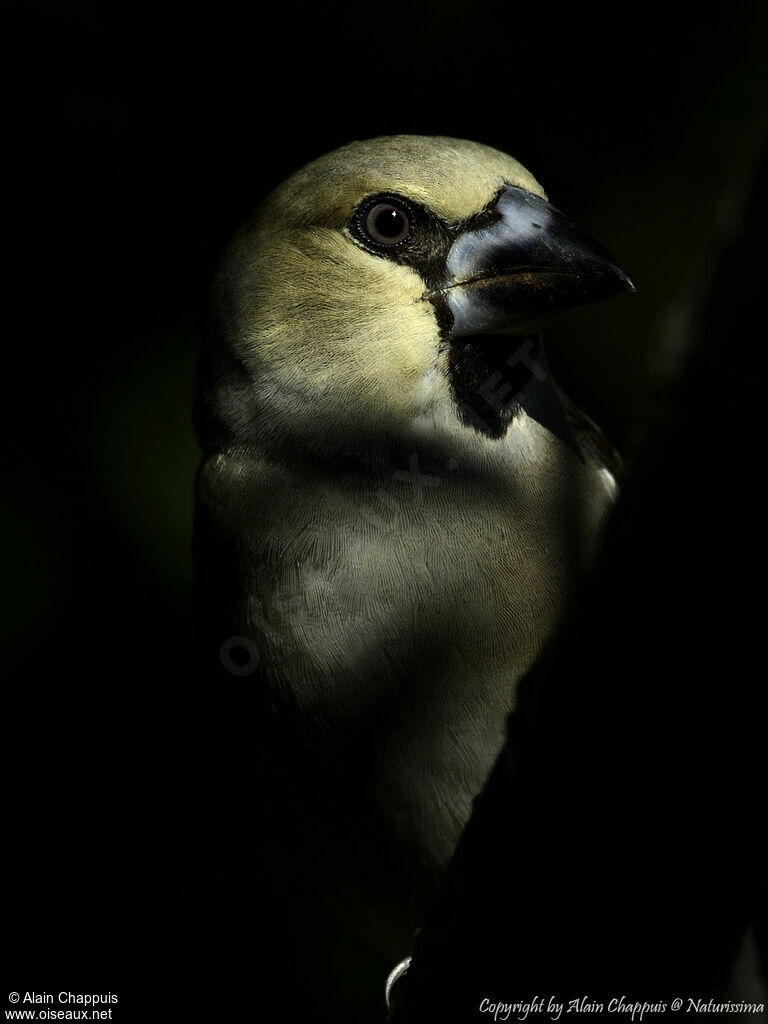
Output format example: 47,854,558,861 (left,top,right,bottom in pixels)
448,335,544,438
